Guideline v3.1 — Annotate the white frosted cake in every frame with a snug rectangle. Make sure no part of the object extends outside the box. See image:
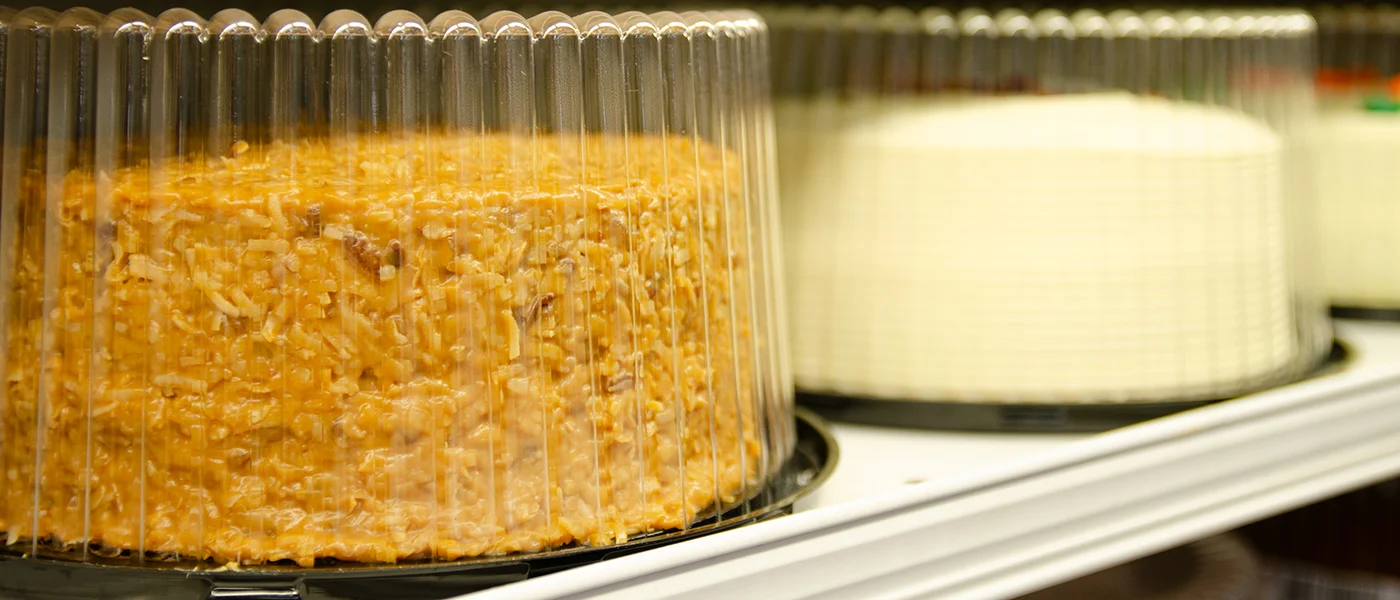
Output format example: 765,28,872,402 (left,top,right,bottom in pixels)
1314,107,1400,310
779,93,1309,403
